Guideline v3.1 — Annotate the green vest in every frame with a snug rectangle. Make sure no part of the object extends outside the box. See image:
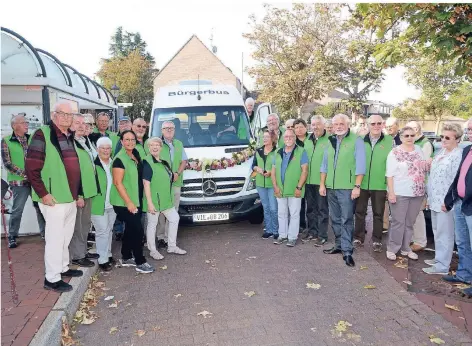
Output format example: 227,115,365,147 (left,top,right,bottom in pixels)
361,134,393,191
258,127,286,148
135,141,147,160
4,133,29,182
326,131,359,190
109,150,140,207
91,159,108,216
275,146,306,198
237,116,247,140
415,136,434,157
31,126,76,204
306,132,330,185
75,141,98,199
160,138,184,187
254,147,277,188
142,155,174,212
